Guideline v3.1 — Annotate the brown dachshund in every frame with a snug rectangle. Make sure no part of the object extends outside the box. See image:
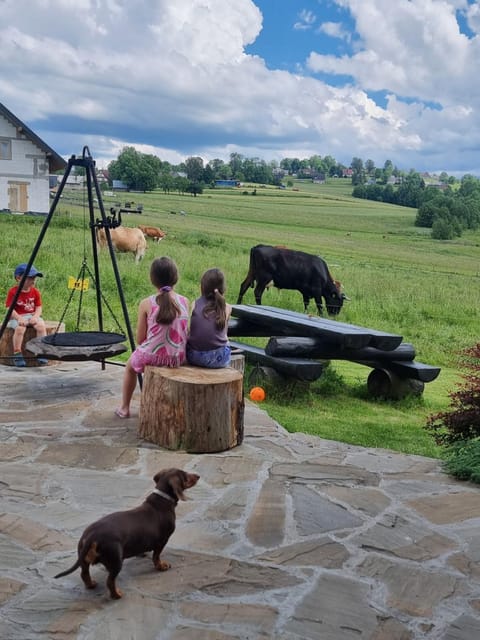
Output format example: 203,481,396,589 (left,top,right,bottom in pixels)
54,468,199,599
